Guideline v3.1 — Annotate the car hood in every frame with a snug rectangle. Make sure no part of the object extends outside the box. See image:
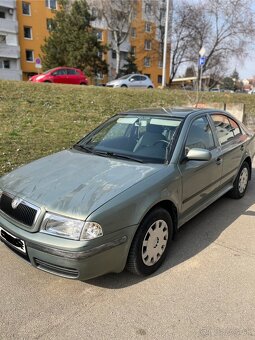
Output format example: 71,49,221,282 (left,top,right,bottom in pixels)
0,149,162,220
